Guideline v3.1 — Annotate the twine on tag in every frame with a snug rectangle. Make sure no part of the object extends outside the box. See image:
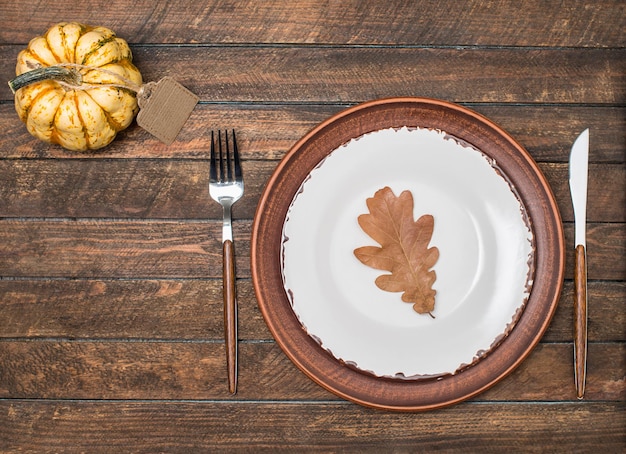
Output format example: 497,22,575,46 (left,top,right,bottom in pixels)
9,64,198,146
136,81,159,109
42,65,195,132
